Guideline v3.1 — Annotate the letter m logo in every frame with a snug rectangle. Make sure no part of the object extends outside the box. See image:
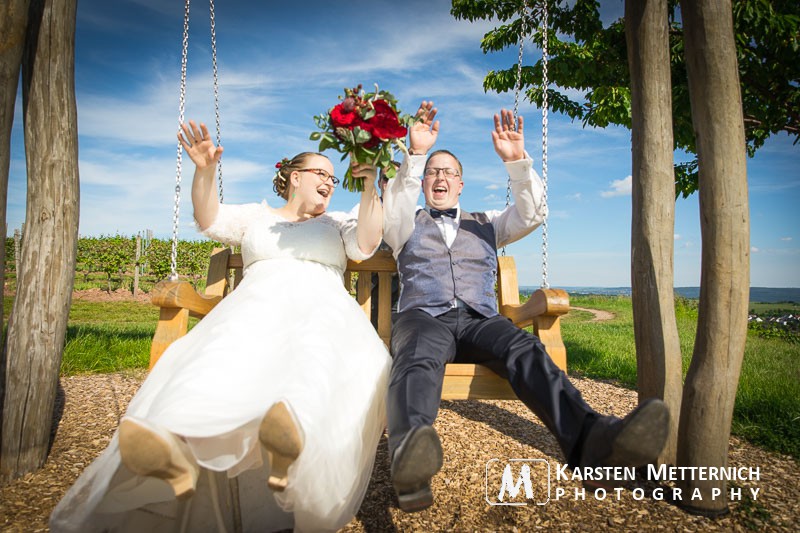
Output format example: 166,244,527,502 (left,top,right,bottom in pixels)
485,458,550,506
499,463,533,501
